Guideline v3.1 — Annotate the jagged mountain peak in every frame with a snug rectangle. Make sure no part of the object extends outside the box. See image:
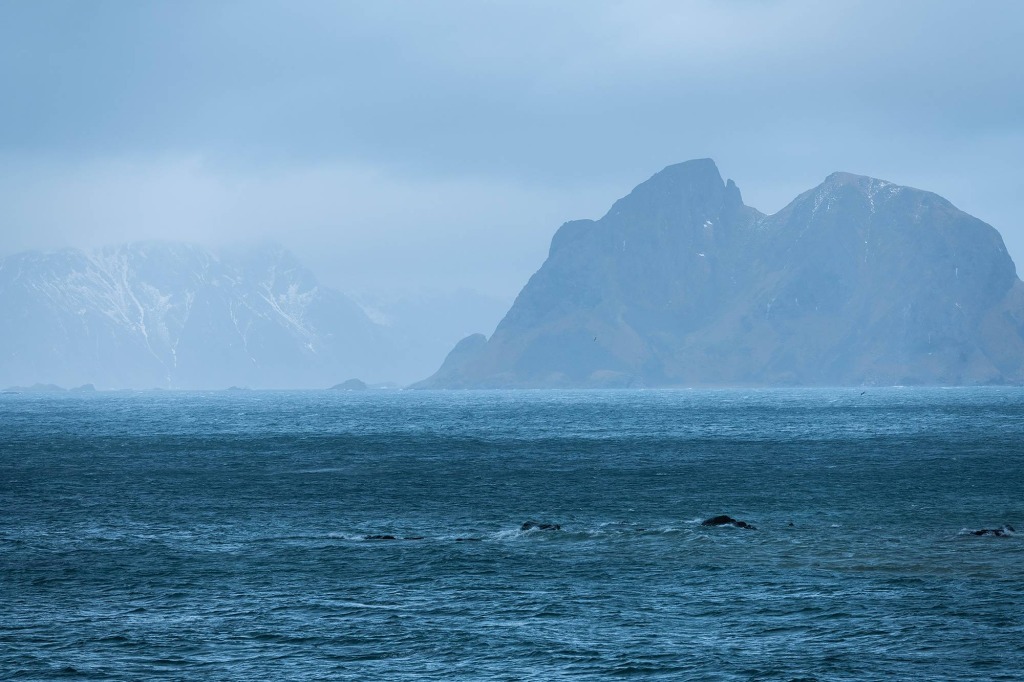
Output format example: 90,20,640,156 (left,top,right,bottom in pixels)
766,171,974,238
601,158,744,225
821,170,886,187
648,157,722,184
804,171,964,212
